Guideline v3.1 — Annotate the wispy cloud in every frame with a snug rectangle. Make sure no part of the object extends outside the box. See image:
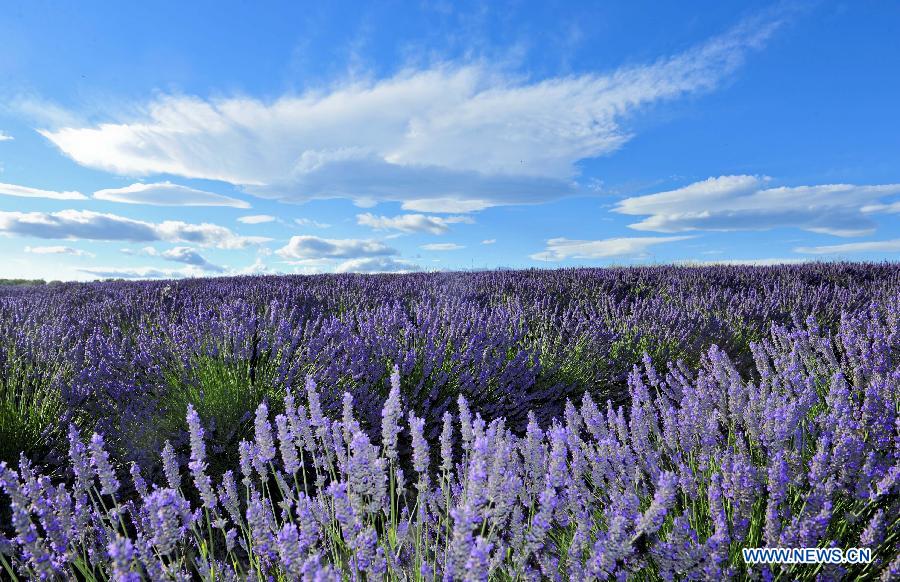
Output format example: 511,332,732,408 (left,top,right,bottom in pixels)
333,257,420,273
93,182,250,208
0,131,13,142
794,239,900,255
1,181,86,200
481,239,496,245
615,175,900,237
294,218,331,229
0,209,269,248
420,242,465,251
25,245,94,257
78,266,206,280
238,214,276,224
531,236,692,261
276,235,397,259
357,213,472,235
40,16,782,211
